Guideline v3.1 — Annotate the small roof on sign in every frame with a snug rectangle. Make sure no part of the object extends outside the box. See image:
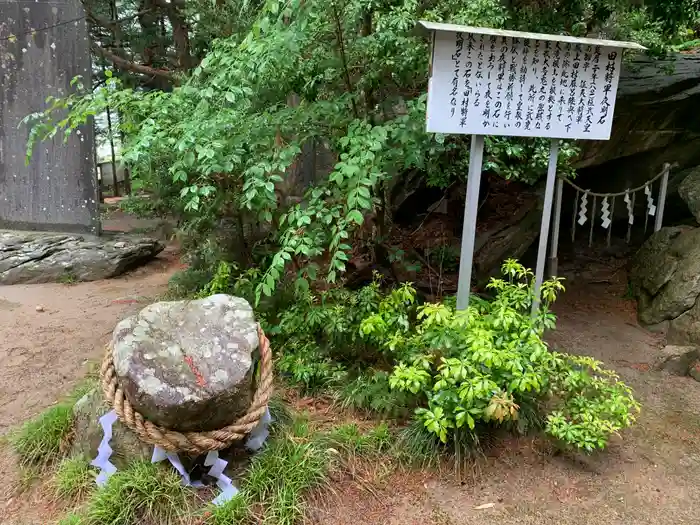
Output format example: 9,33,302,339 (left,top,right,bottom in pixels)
417,20,647,50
